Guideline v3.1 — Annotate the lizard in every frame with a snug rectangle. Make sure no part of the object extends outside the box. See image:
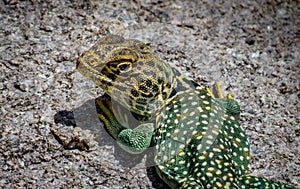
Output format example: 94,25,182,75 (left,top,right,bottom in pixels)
76,35,295,189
